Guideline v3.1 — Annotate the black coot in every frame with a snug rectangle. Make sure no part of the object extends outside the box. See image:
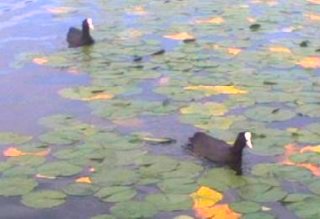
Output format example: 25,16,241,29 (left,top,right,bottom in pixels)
67,18,95,48
189,132,253,175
